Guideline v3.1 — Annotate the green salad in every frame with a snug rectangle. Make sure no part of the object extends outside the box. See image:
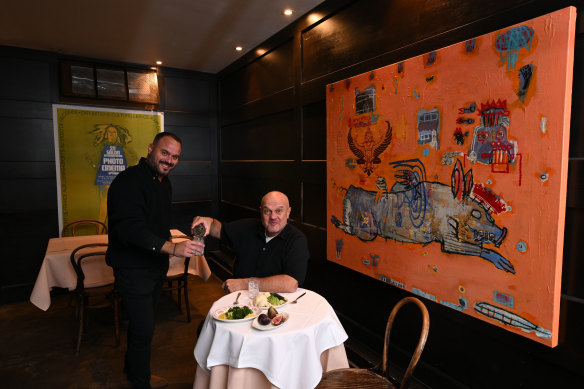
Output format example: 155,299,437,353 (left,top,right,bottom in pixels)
267,293,286,306
225,305,253,320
